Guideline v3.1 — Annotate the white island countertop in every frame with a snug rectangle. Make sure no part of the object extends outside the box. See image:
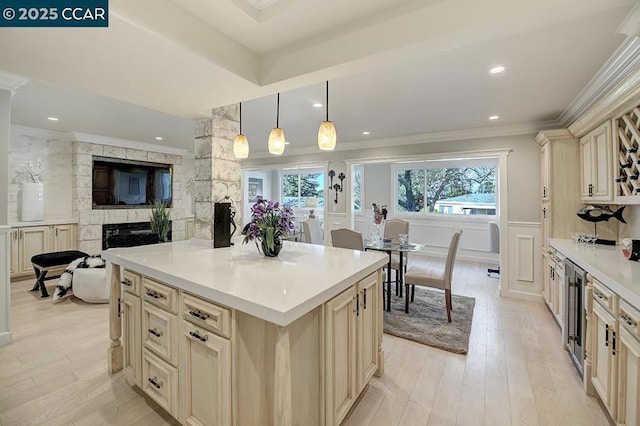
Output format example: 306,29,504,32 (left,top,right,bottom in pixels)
550,239,640,308
102,239,388,327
